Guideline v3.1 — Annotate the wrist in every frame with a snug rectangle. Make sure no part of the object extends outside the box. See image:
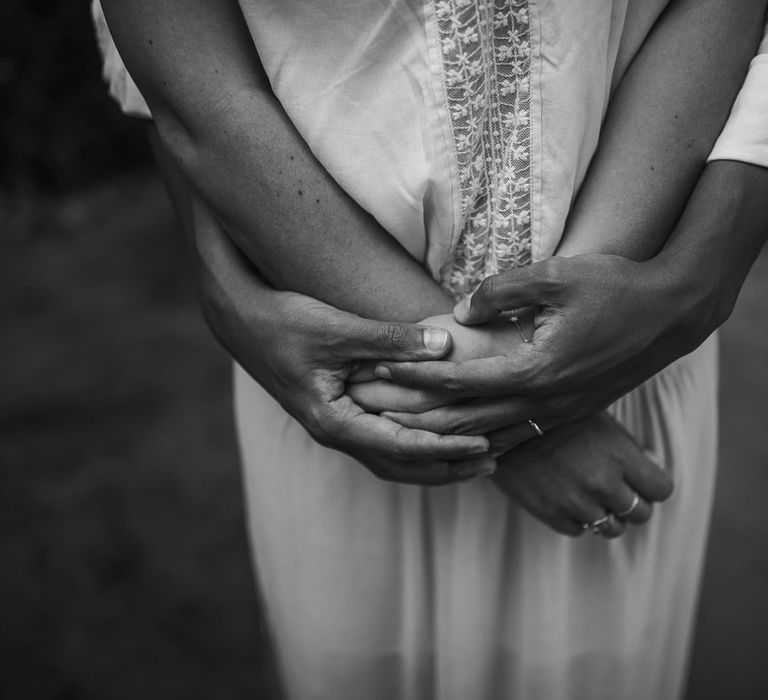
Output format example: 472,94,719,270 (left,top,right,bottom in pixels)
653,160,768,341
641,254,720,353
